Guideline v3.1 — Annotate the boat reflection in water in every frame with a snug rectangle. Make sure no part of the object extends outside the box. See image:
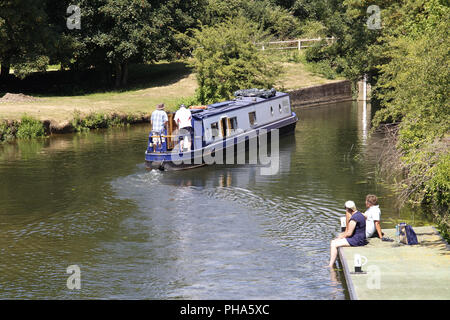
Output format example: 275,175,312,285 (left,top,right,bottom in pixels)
157,133,296,189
